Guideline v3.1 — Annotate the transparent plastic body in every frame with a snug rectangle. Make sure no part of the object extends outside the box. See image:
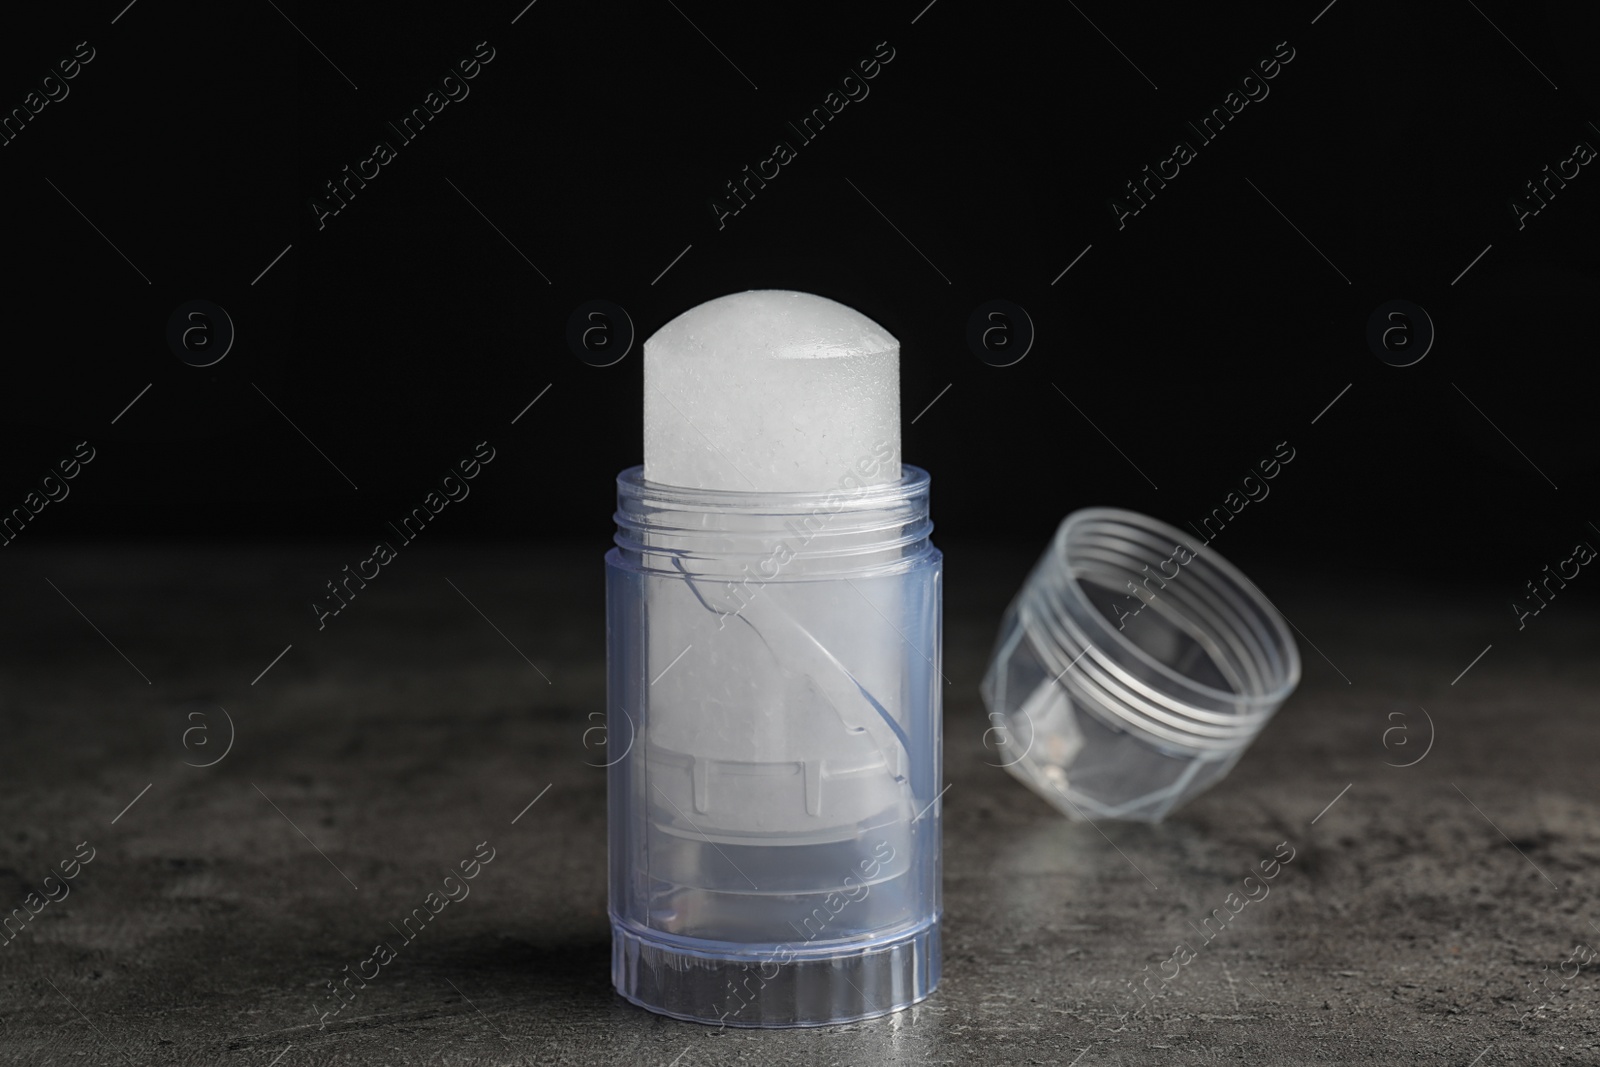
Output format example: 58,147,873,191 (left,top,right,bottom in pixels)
606,465,942,1027
981,508,1299,822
